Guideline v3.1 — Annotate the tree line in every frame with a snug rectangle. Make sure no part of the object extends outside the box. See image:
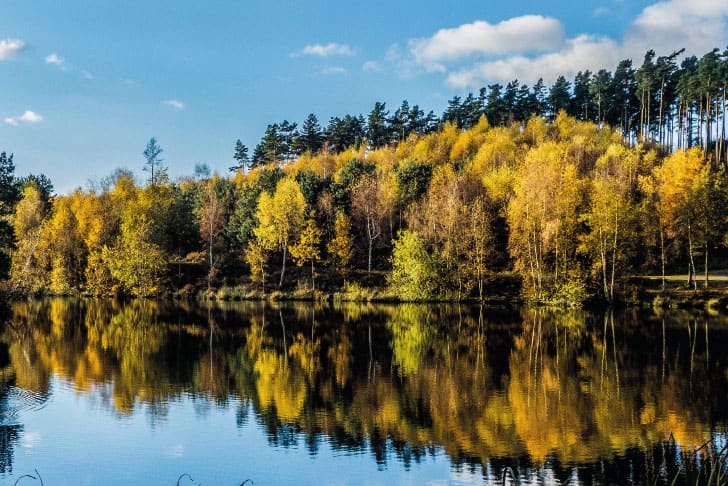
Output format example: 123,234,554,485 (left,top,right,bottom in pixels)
2,46,728,302
1,112,725,303
236,48,728,171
